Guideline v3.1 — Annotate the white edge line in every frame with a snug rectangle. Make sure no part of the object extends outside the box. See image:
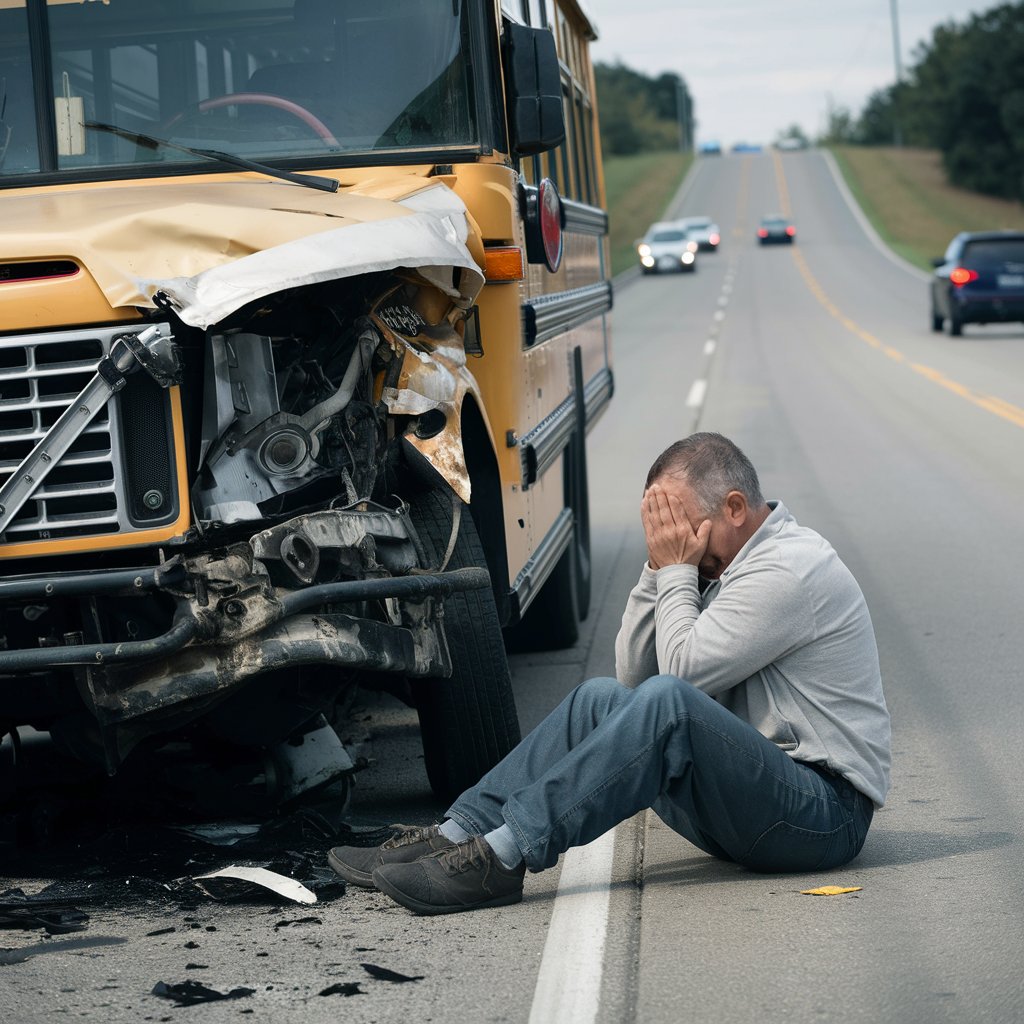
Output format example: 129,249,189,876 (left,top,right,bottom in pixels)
686,379,708,408
820,148,930,284
528,829,617,1024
